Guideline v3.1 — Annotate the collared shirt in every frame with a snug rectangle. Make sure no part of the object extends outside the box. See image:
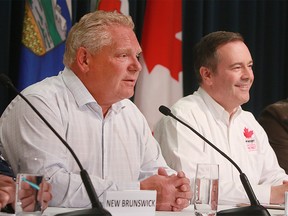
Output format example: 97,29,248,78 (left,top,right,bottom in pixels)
0,67,172,207
154,87,288,205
